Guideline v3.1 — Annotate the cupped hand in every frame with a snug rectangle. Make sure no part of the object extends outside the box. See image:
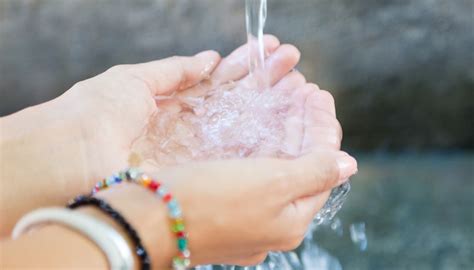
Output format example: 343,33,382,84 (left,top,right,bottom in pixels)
59,36,292,187
95,150,357,267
